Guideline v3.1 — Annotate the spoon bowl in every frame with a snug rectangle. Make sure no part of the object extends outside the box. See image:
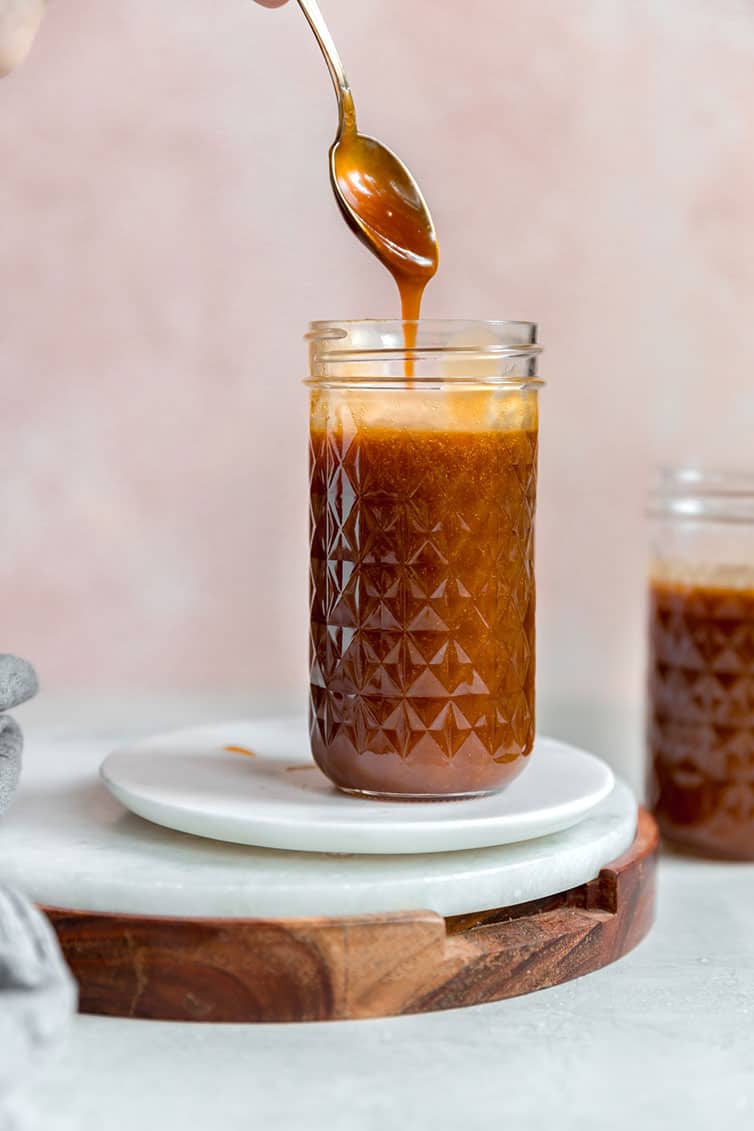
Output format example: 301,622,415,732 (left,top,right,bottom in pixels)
329,130,438,284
